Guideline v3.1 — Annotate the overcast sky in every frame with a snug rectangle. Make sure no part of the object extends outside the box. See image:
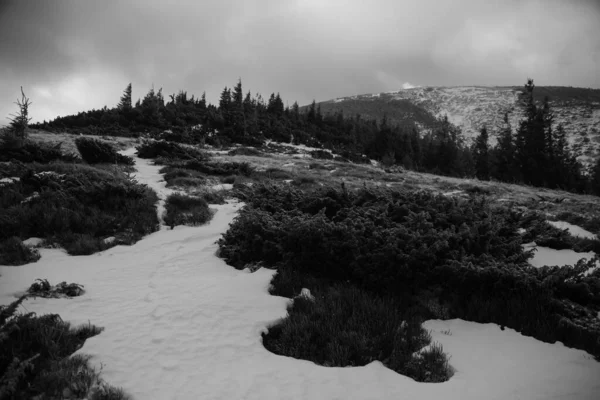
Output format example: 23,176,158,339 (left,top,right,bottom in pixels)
1,0,599,124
